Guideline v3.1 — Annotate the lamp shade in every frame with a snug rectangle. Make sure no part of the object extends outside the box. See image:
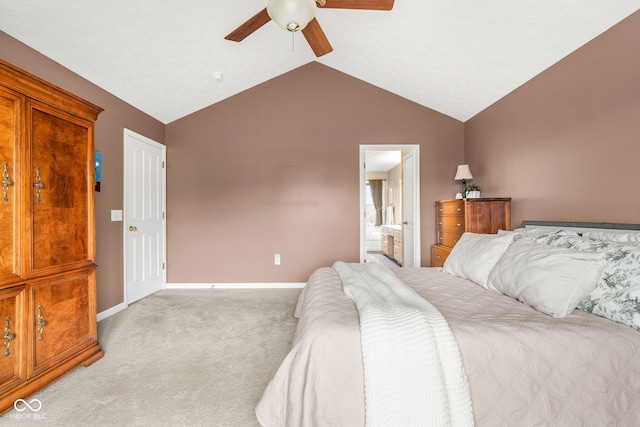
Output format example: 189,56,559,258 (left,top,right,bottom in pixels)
454,164,473,181
267,0,317,32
